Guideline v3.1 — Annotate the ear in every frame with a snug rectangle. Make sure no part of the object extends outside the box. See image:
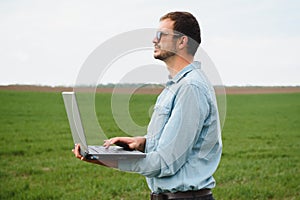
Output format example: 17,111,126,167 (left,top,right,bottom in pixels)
177,36,188,50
